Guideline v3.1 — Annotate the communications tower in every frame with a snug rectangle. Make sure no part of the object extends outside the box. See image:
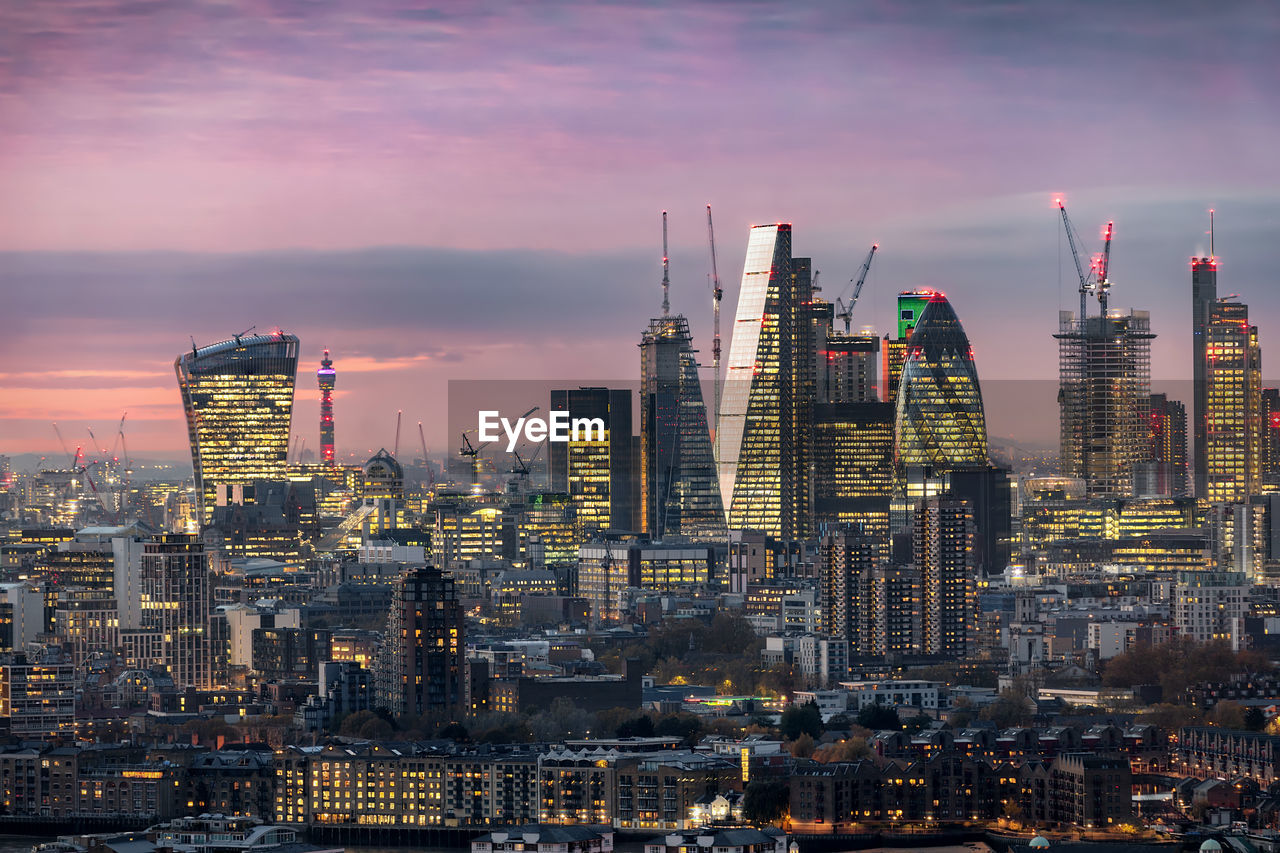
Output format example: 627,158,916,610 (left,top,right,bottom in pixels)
318,350,336,465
